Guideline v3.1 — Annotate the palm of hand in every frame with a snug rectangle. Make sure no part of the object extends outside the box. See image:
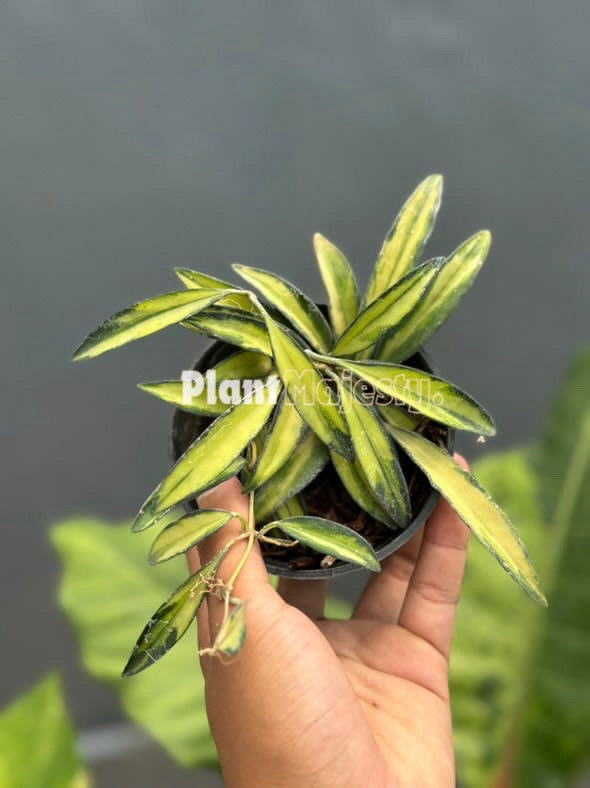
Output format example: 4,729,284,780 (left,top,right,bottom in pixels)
193,469,469,788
